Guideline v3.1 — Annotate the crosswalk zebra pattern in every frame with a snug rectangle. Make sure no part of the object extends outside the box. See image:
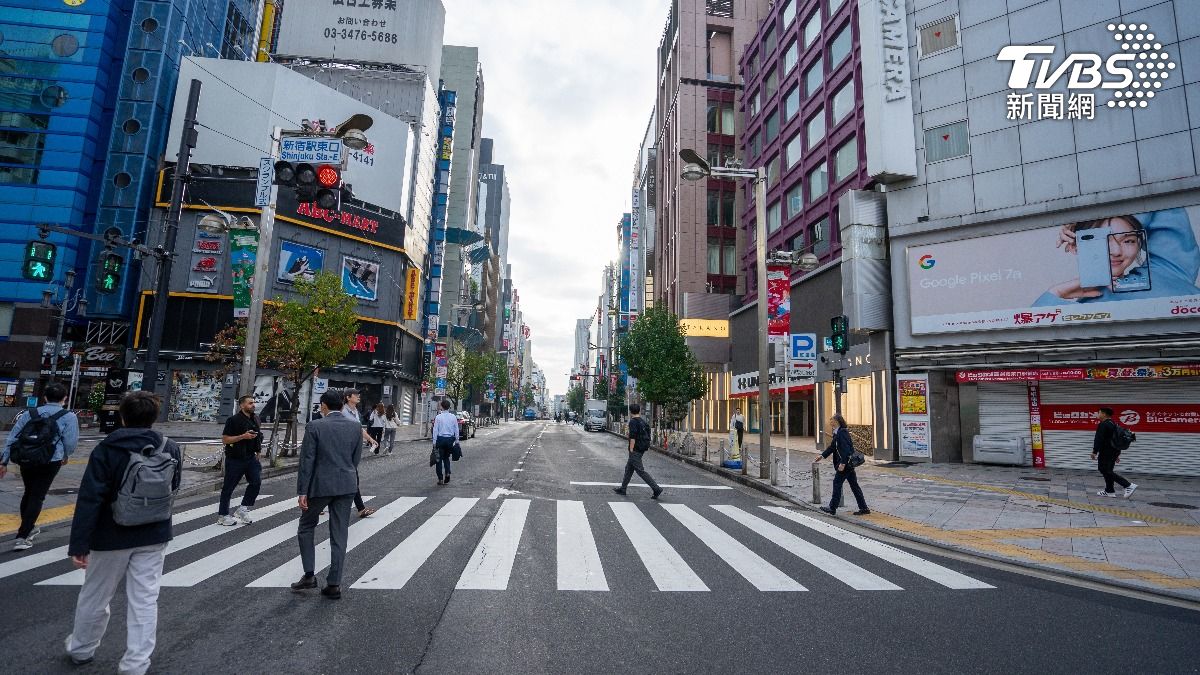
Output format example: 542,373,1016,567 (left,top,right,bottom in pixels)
3,495,994,594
